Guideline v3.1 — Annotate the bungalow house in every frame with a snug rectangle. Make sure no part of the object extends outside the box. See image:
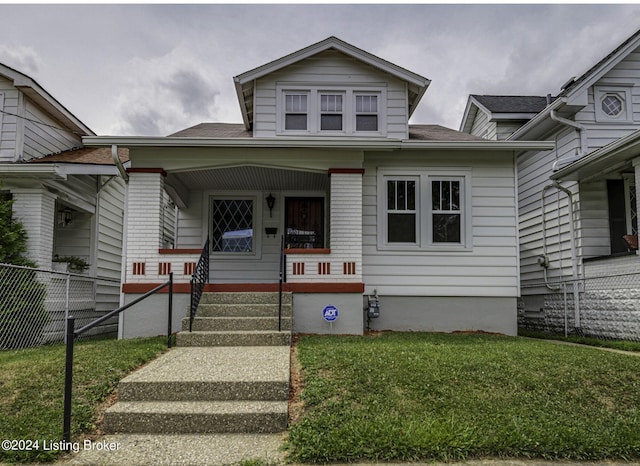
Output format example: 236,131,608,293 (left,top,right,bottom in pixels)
0,63,129,338
460,28,640,338
84,36,551,337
